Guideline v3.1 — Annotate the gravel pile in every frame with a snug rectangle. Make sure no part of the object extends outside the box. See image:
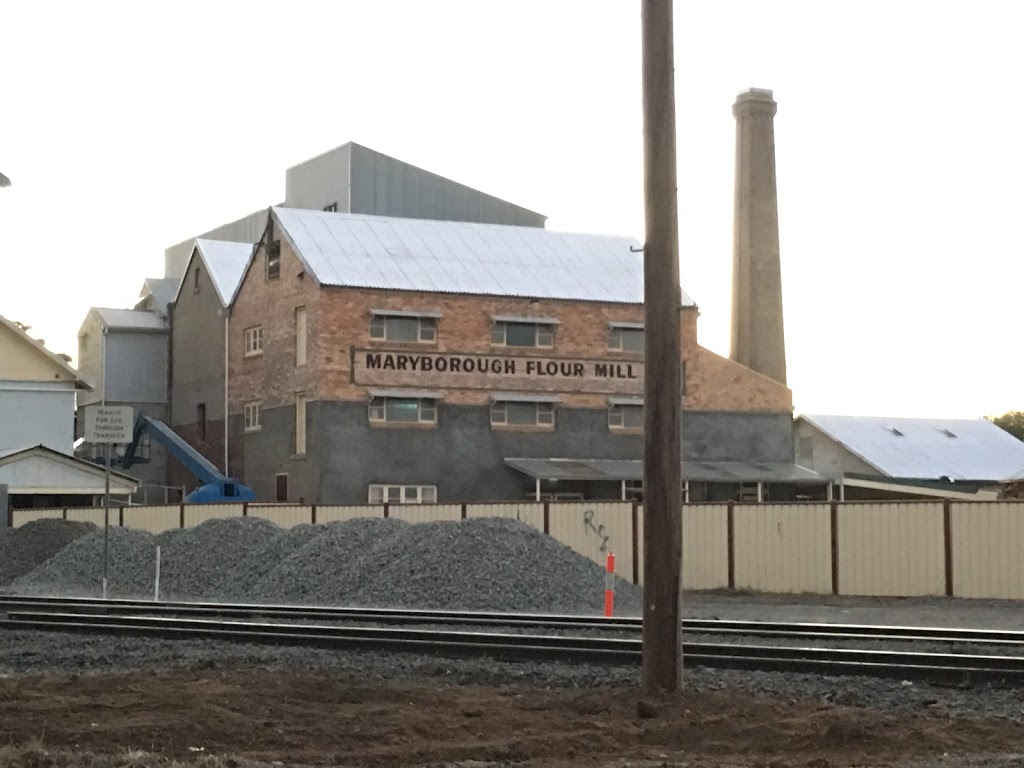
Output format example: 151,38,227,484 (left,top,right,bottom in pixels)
0,519,96,586
11,516,639,613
